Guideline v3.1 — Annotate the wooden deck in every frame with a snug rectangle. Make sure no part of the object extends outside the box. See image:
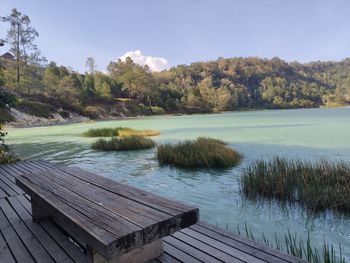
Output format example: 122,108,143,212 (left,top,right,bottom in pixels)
0,161,306,263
